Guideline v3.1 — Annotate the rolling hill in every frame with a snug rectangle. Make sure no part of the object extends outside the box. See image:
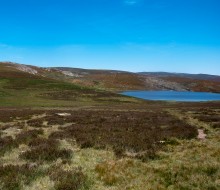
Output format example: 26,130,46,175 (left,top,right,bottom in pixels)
1,62,220,94
54,66,220,93
0,62,137,107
